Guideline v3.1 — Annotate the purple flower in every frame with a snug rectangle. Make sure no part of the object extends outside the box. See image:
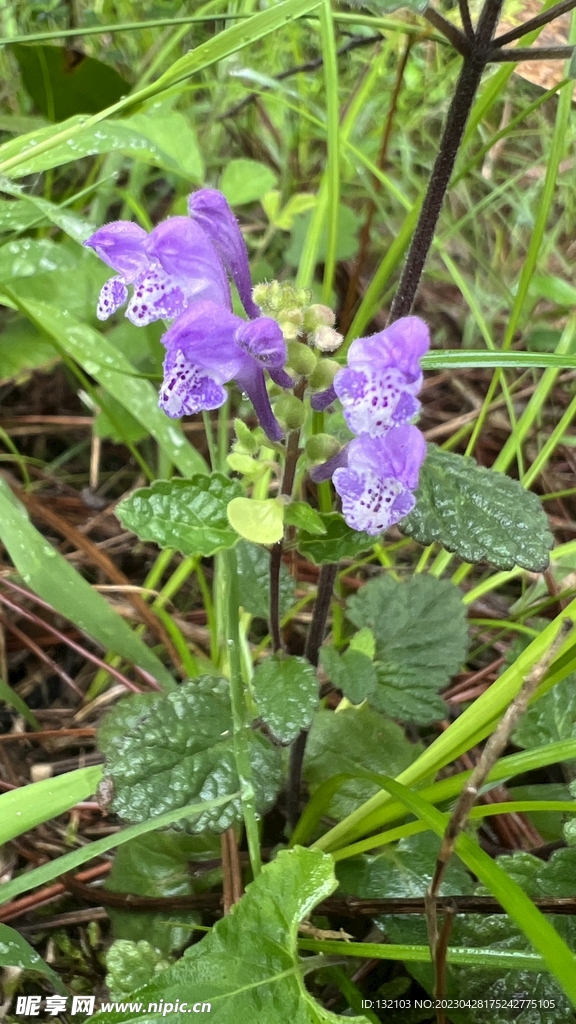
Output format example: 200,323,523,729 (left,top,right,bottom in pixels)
313,426,426,536
159,300,288,441
84,189,260,325
312,317,429,433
